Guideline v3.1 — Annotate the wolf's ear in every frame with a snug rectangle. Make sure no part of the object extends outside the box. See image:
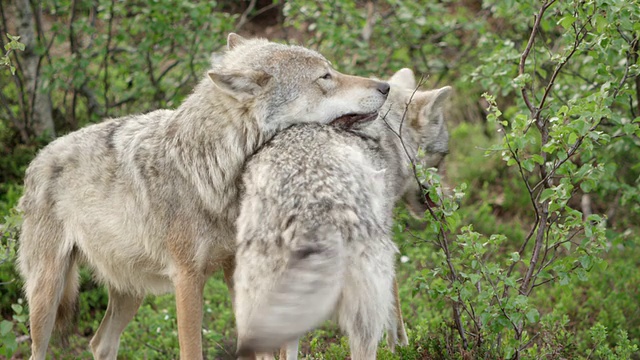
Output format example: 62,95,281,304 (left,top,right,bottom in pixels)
389,68,416,90
429,86,453,110
430,86,452,111
208,69,272,99
420,86,452,124
227,33,246,50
